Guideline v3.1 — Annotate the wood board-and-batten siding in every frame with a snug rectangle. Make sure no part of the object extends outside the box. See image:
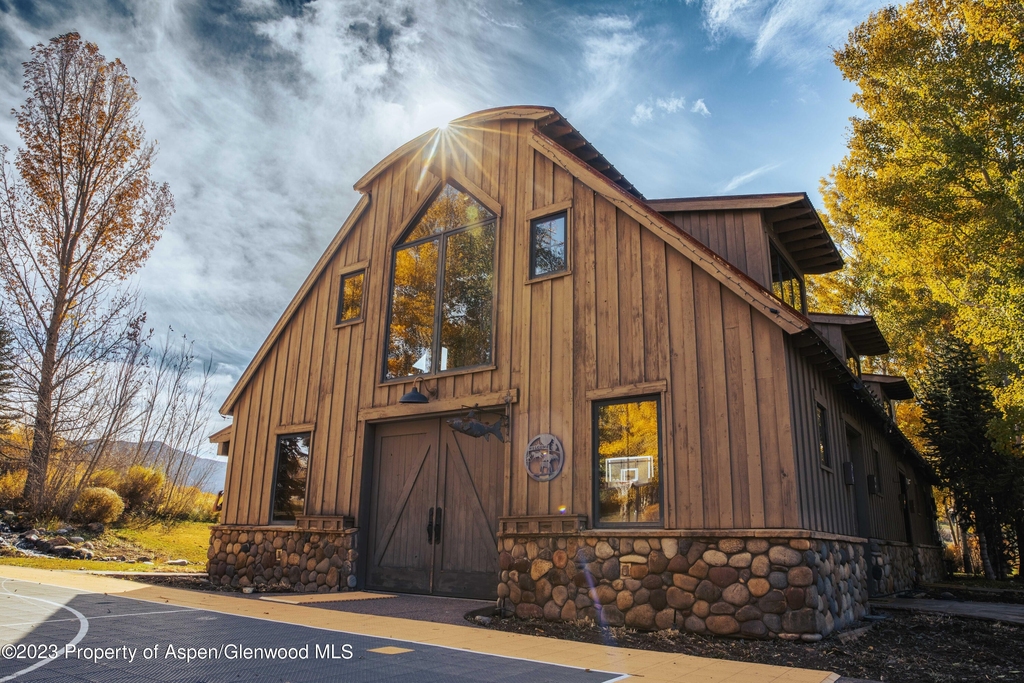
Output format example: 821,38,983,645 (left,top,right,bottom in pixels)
786,341,936,543
220,118,799,532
